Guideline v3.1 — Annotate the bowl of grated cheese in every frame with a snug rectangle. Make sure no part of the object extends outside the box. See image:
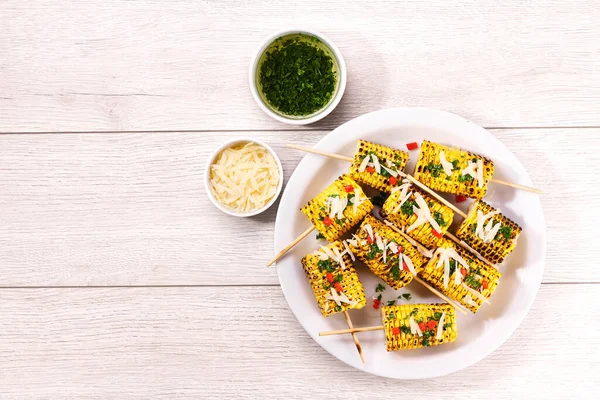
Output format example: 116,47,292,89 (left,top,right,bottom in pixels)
205,138,283,217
